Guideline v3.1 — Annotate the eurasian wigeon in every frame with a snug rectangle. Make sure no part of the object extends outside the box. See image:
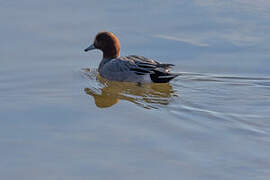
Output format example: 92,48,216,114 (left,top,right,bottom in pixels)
84,31,179,83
